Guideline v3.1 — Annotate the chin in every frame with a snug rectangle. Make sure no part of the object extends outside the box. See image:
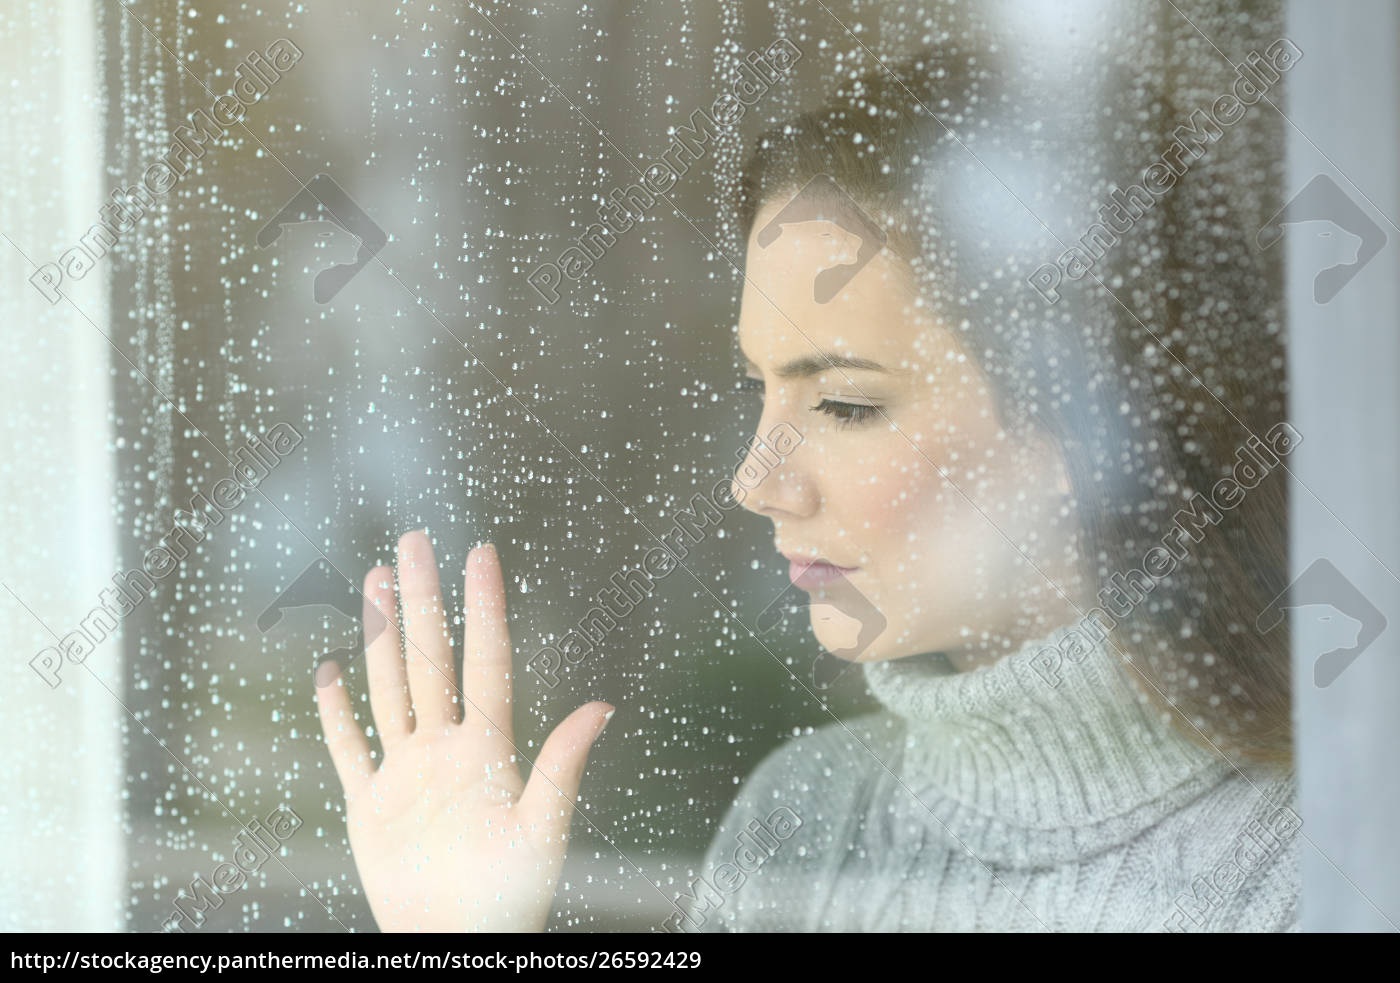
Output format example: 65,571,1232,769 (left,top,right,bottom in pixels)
807,602,901,663
809,609,975,665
